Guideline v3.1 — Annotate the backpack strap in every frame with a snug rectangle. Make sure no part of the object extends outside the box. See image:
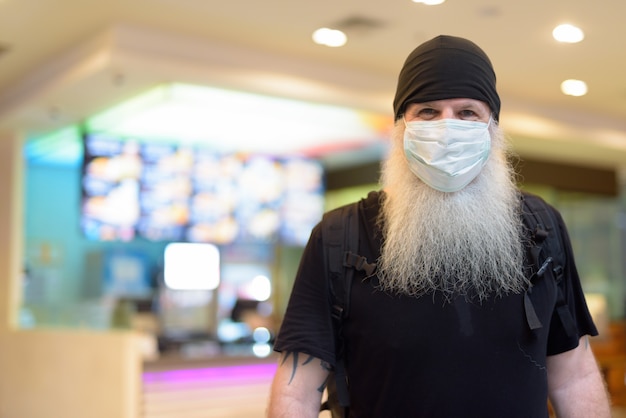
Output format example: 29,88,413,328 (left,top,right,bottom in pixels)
521,193,577,338
321,200,376,416
321,203,357,415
